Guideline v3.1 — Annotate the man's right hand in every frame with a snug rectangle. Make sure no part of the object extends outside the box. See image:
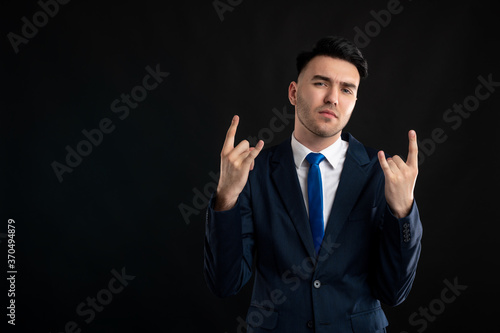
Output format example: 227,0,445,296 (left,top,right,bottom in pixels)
214,115,264,211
